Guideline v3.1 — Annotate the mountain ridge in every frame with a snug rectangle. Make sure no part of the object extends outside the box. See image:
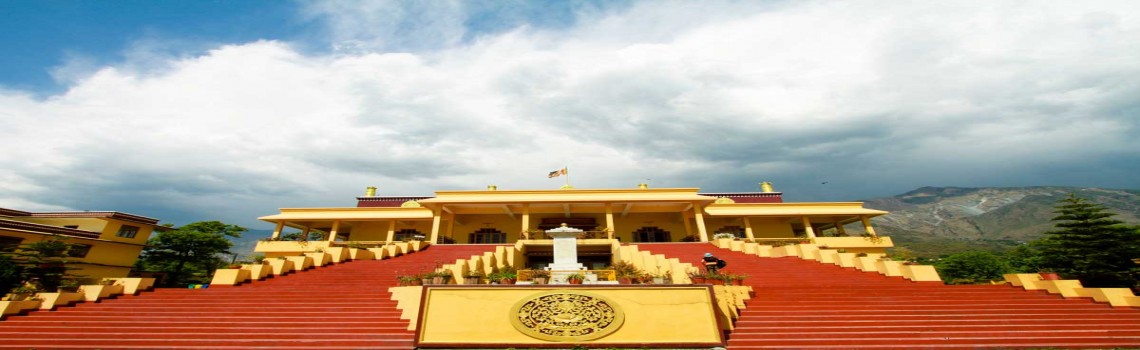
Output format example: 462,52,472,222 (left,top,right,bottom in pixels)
861,186,1140,256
